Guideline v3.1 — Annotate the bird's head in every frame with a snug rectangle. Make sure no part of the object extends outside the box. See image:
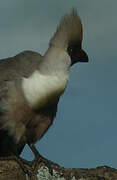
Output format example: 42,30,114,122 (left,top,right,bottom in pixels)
50,8,88,66
67,40,88,66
